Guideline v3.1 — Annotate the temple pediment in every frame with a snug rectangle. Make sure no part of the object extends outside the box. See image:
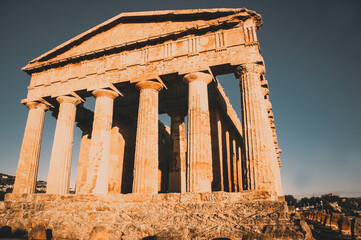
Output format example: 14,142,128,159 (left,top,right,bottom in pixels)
22,8,262,73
